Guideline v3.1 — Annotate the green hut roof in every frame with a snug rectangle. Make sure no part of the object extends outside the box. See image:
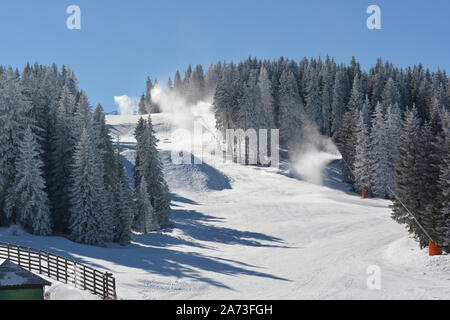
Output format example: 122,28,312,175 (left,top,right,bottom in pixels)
0,260,51,289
